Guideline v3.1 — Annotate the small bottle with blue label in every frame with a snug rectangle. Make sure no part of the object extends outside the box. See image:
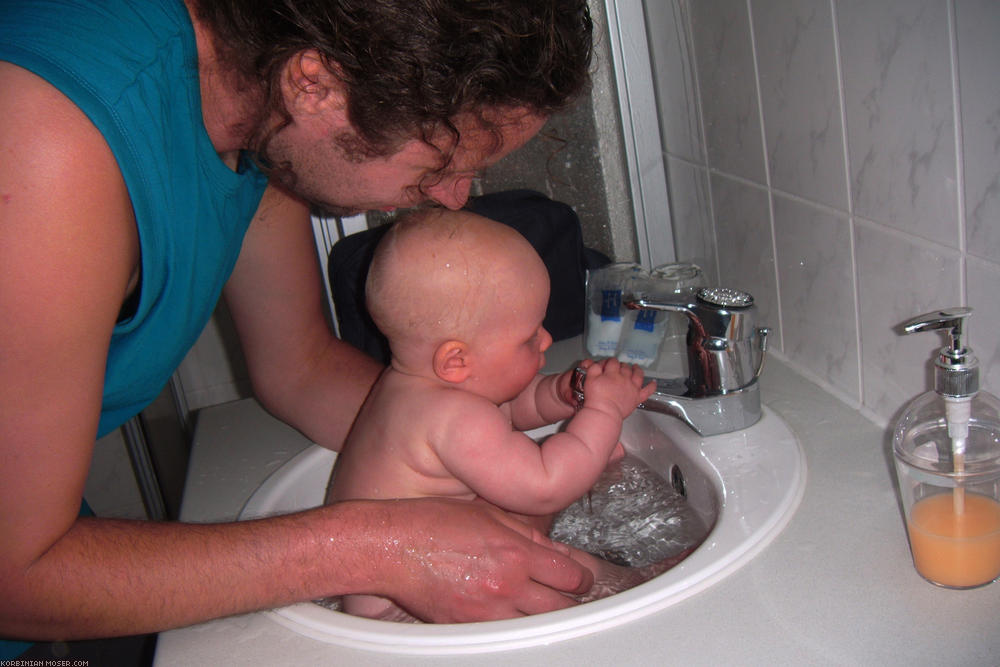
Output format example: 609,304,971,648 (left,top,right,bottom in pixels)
584,263,645,358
